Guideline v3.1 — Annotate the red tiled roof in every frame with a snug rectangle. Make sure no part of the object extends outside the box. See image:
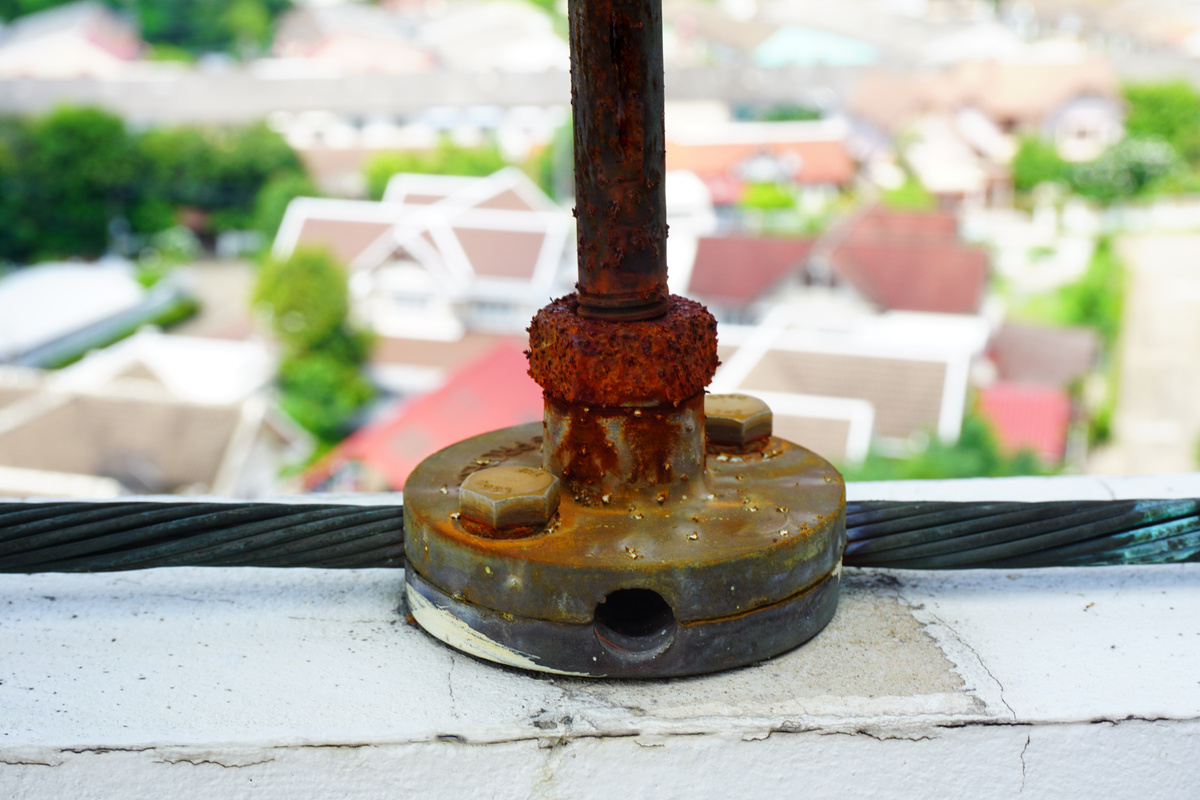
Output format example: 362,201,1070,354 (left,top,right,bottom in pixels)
307,341,543,490
688,236,814,308
831,208,988,314
977,383,1071,462
851,207,959,240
